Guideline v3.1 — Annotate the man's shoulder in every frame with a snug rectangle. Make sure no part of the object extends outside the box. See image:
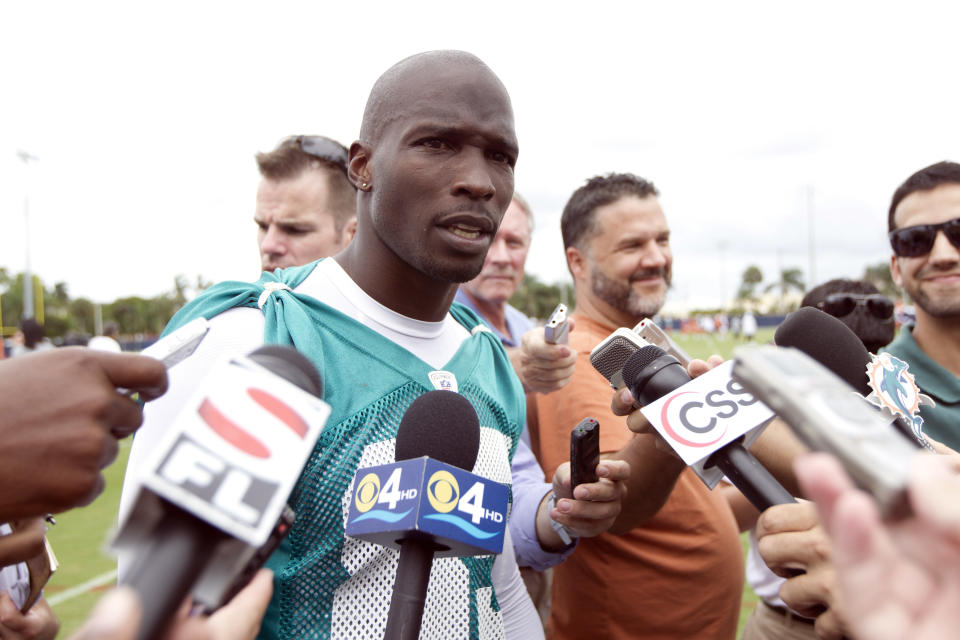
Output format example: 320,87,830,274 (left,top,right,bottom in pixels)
883,325,916,358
